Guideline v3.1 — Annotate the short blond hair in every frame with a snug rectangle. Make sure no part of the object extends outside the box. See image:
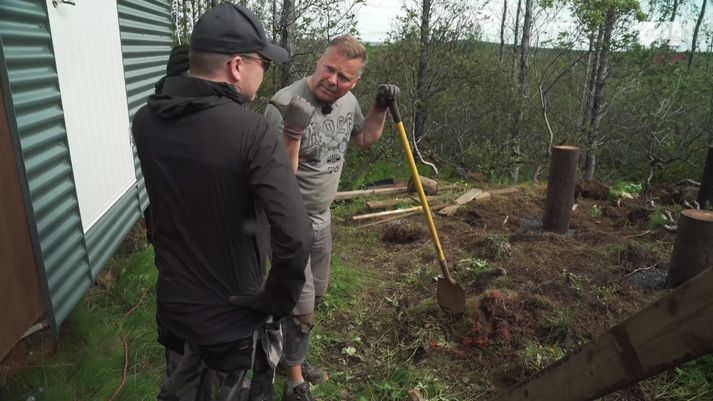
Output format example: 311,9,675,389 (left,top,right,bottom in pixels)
327,35,368,69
